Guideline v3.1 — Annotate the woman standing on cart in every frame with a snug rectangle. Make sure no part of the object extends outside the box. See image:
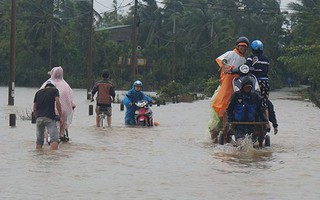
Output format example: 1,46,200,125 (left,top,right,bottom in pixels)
208,36,249,142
